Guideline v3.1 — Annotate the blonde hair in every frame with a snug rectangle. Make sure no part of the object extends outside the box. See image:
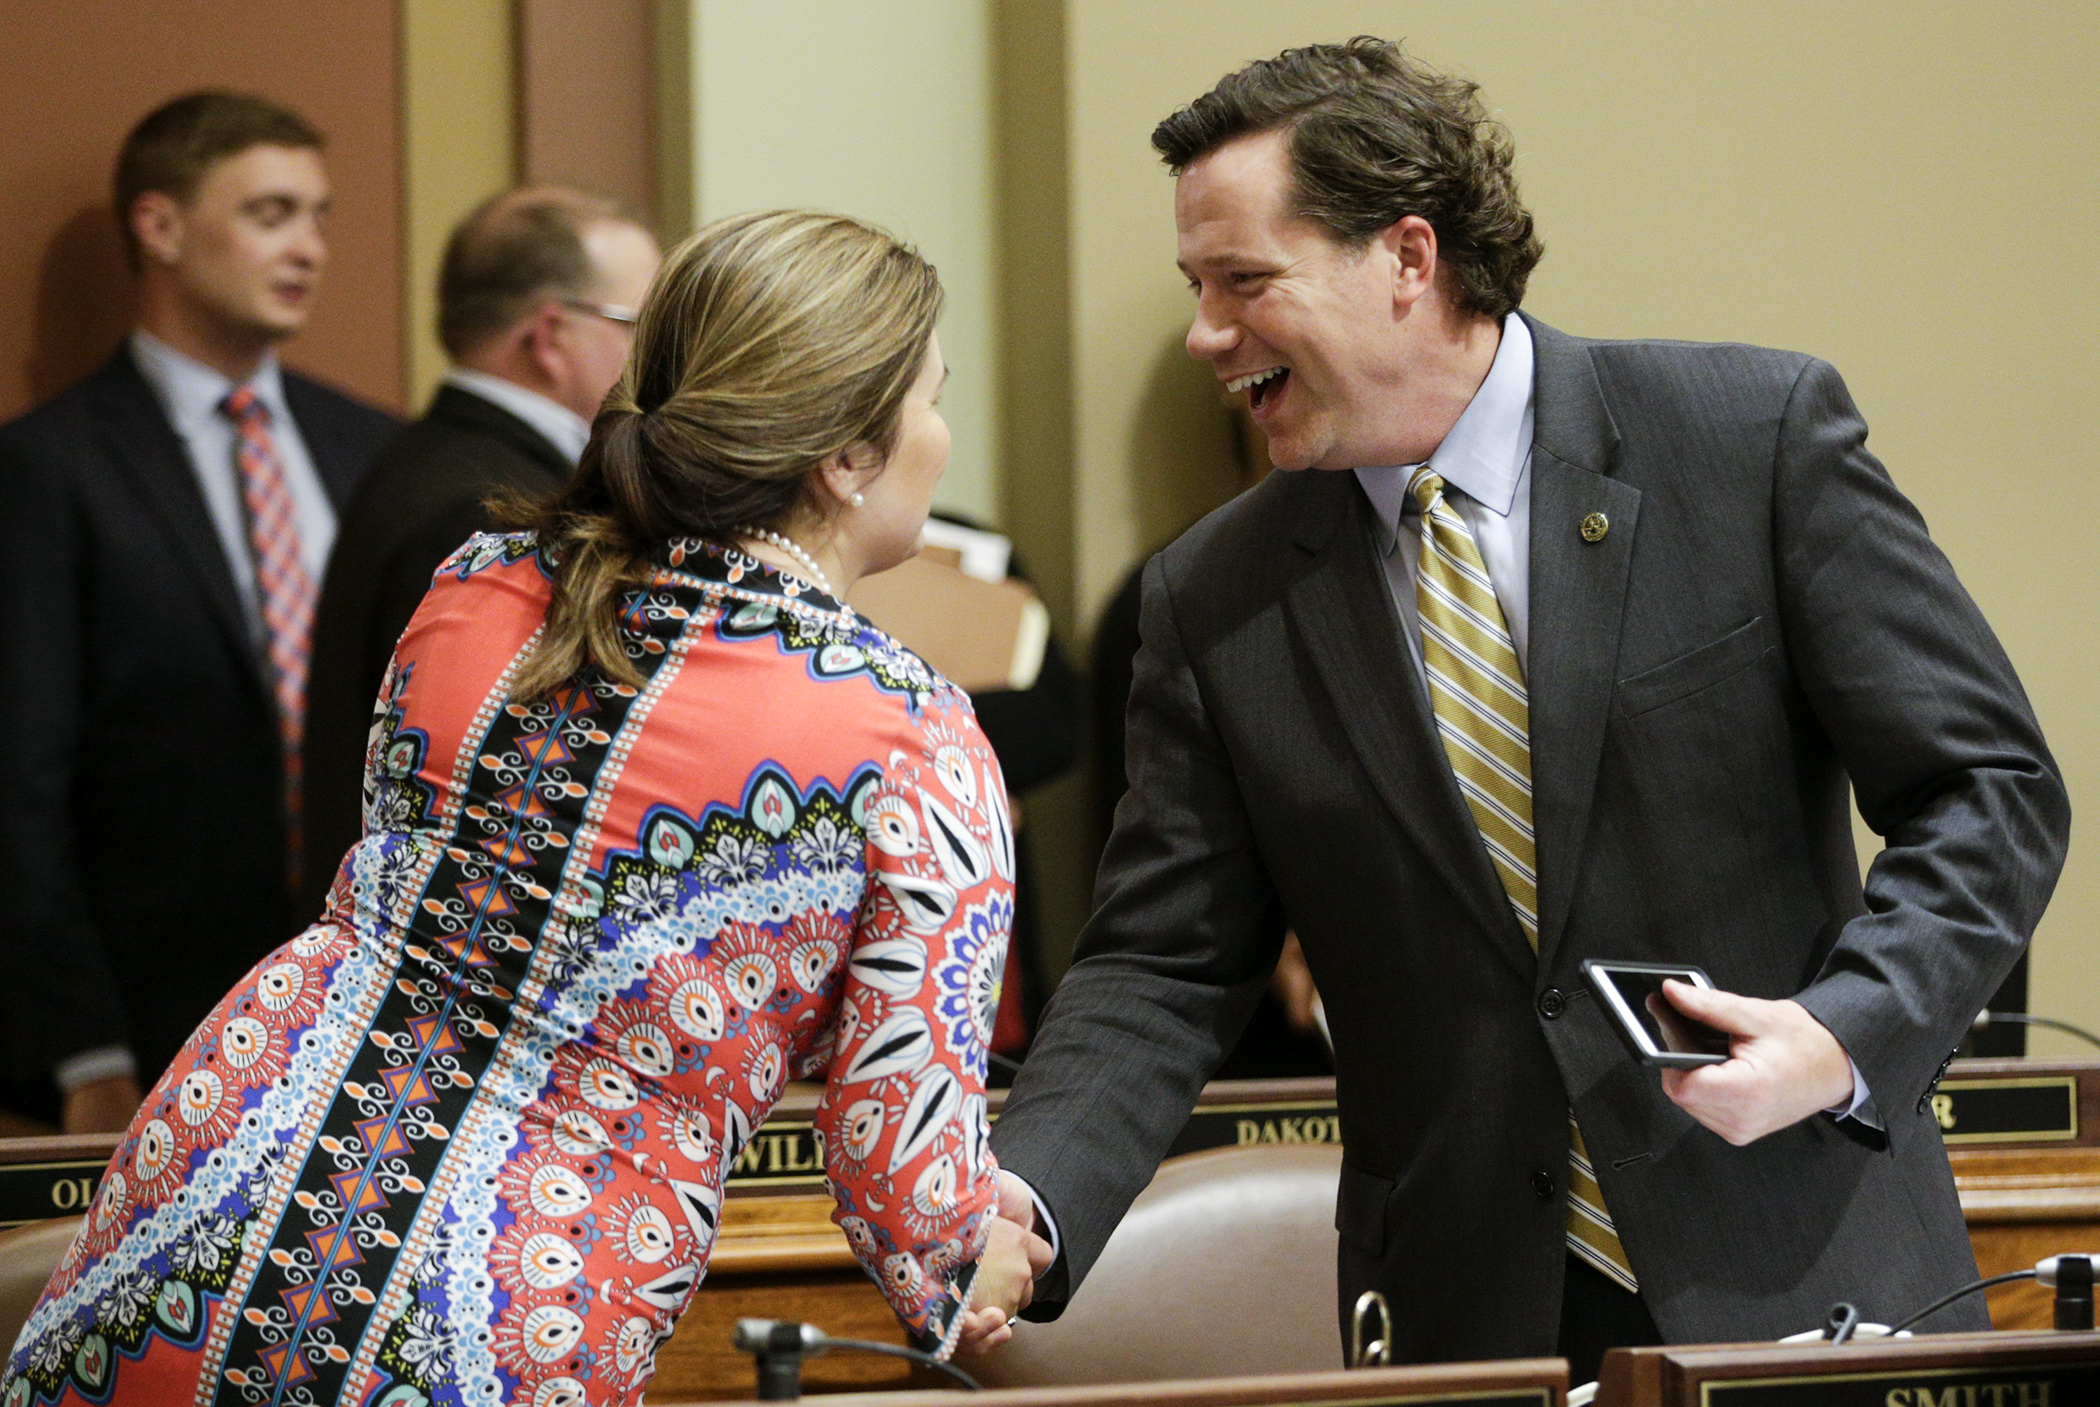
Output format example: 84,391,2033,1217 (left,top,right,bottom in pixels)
505,209,943,699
